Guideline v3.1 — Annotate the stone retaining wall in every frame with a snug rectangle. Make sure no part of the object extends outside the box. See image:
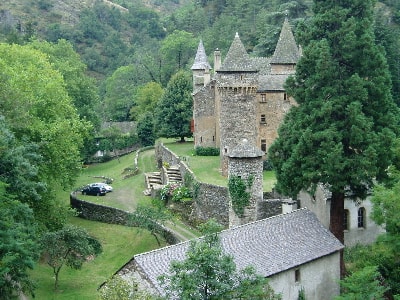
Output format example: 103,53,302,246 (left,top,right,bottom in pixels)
70,193,180,245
